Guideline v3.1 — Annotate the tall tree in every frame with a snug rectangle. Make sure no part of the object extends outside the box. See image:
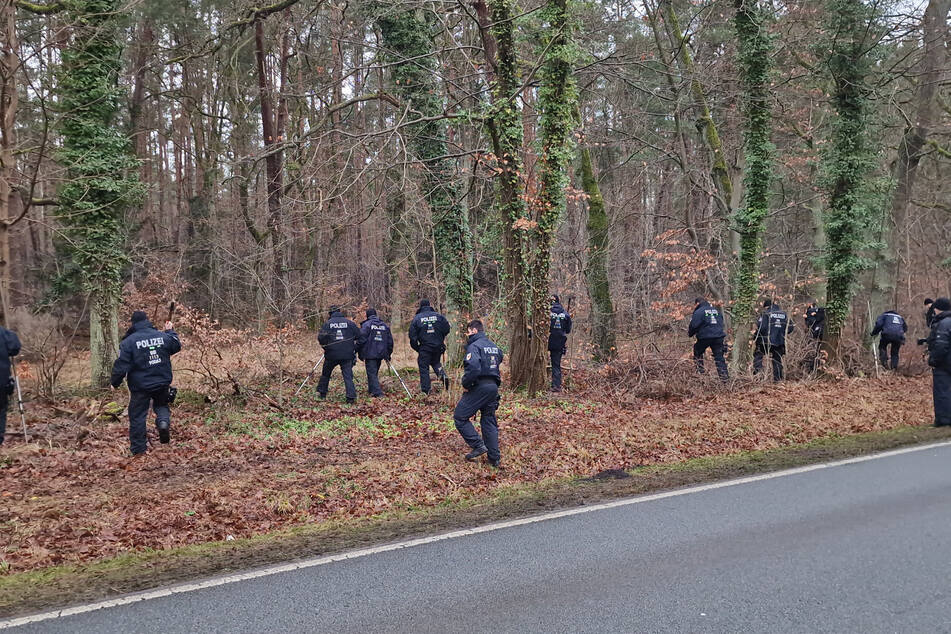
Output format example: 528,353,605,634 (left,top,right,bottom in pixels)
869,0,951,315
820,0,880,354
730,0,774,365
57,0,141,387
377,5,474,348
